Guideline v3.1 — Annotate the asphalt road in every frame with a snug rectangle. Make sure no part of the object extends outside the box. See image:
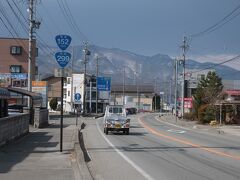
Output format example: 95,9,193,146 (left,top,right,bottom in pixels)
83,114,240,180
